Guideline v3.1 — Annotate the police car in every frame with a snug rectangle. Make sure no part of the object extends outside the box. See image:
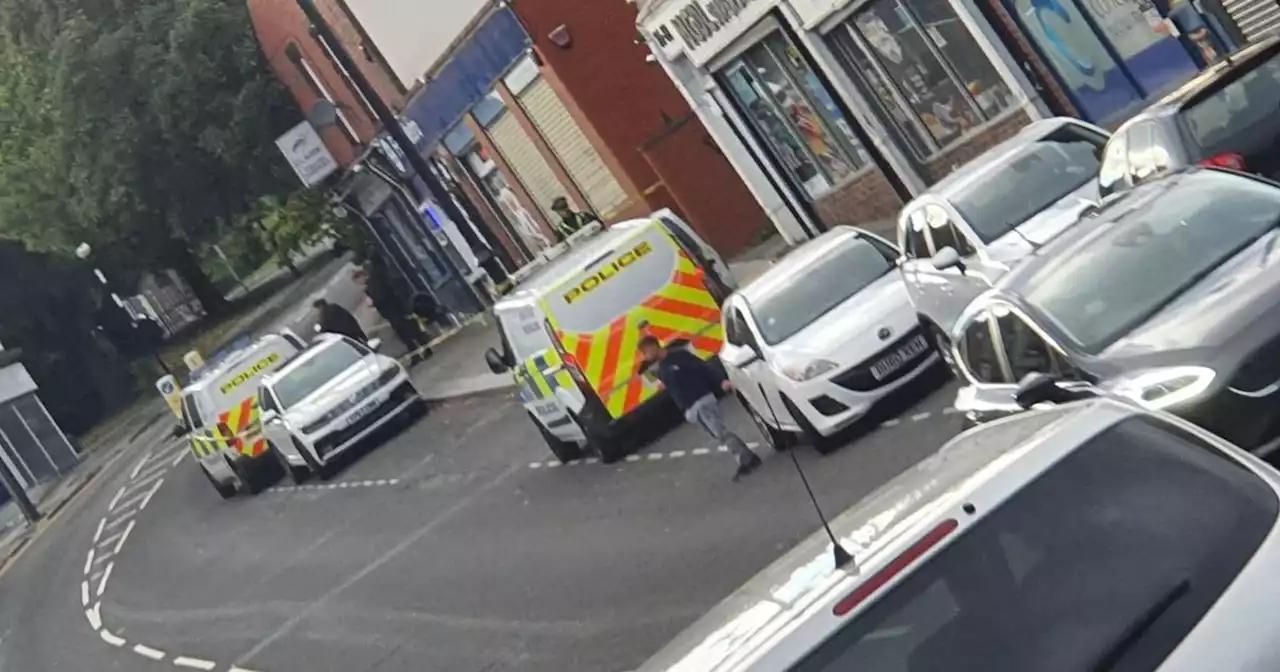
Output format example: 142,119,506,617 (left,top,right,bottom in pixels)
639,397,1280,671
